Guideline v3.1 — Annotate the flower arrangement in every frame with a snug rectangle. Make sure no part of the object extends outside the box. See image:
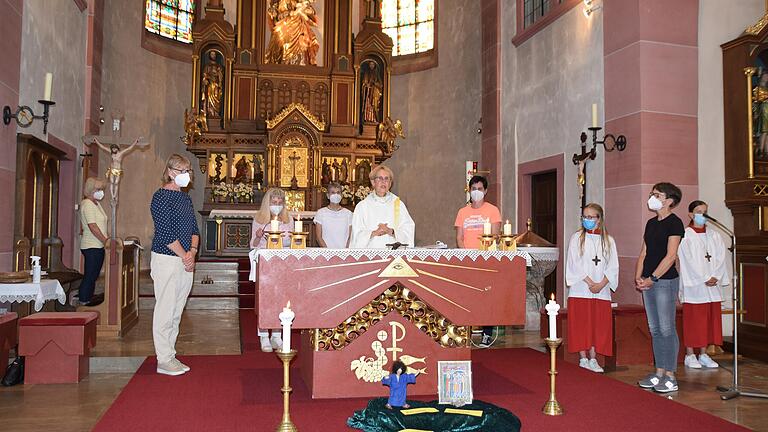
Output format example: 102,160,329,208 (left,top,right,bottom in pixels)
341,184,354,200
354,185,372,202
212,182,232,198
233,182,252,199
